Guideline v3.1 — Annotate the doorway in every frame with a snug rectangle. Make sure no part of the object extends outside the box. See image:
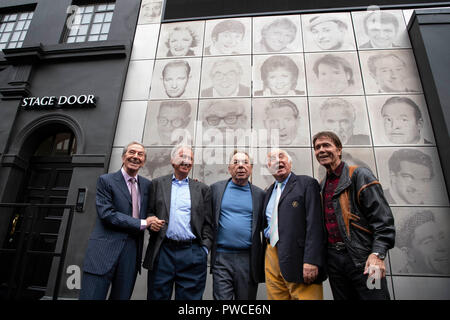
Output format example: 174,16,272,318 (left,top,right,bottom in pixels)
0,131,76,300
